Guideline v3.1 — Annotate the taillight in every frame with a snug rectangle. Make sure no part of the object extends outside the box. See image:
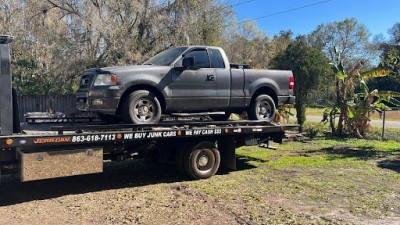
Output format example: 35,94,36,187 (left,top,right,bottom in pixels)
289,76,294,89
